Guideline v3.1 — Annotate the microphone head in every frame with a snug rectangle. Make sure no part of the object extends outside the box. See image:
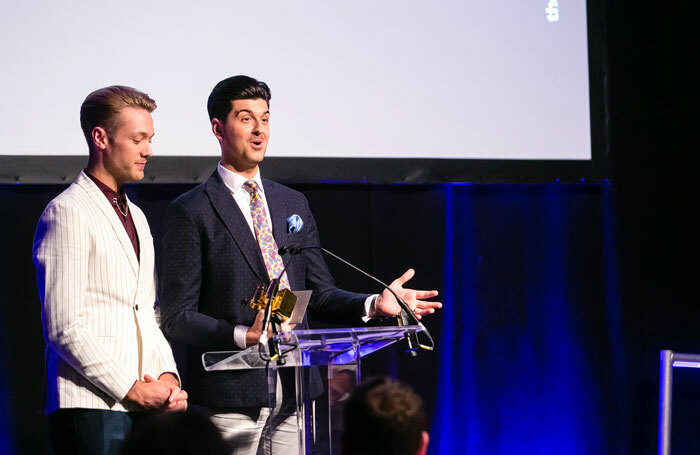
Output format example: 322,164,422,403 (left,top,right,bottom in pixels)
279,244,302,255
